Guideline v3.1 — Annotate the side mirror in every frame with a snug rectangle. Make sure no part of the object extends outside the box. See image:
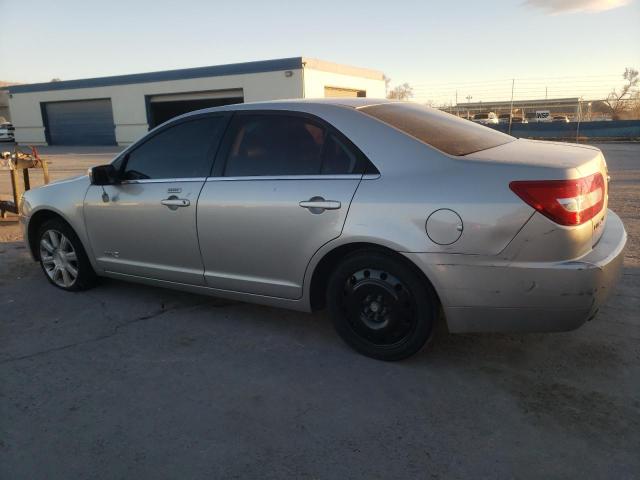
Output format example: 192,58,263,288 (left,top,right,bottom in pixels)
89,164,119,185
